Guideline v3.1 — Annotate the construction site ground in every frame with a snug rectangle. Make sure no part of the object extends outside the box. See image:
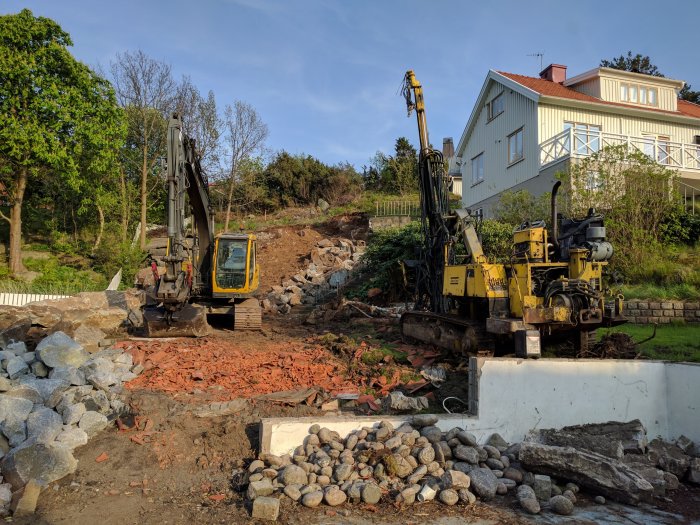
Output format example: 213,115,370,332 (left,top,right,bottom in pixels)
17,218,700,525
